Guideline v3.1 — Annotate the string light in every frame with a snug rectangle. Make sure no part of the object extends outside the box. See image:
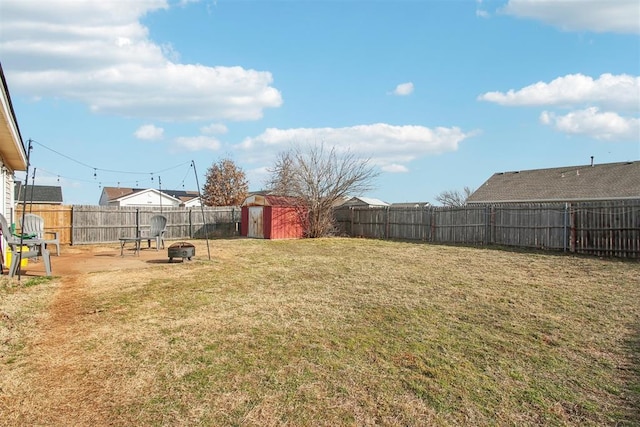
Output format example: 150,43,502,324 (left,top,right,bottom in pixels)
31,139,191,178
19,139,199,195
20,141,197,203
